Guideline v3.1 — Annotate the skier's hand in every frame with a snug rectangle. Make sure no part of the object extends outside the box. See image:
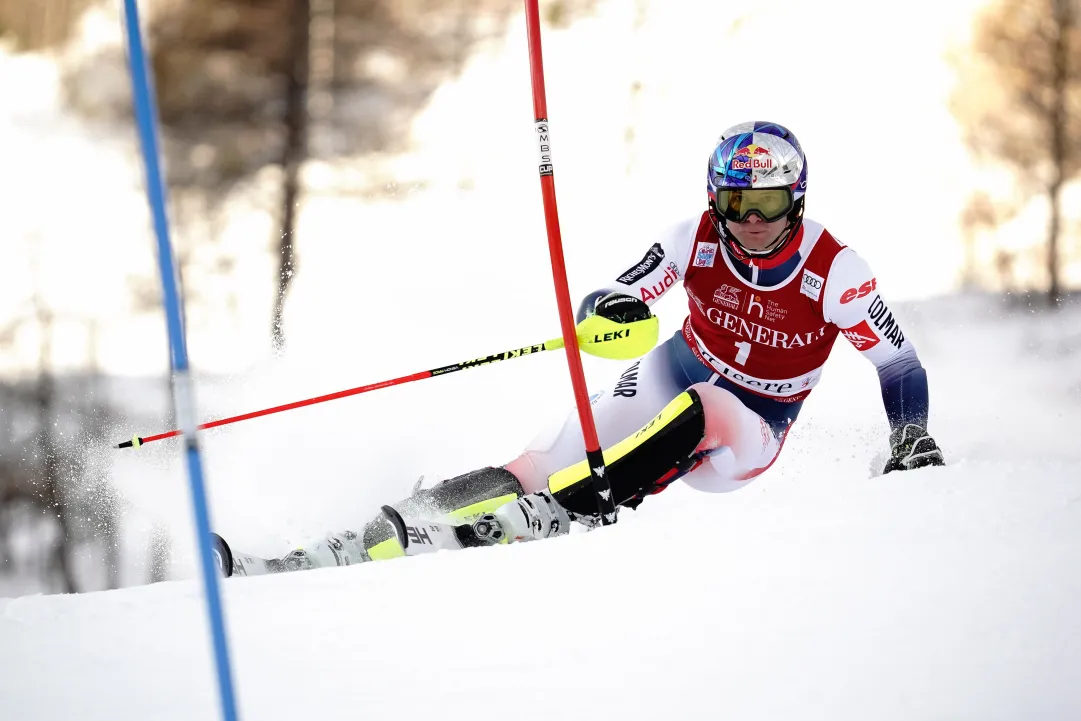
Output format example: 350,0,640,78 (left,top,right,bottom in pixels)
574,292,658,360
883,424,944,473
592,292,652,324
